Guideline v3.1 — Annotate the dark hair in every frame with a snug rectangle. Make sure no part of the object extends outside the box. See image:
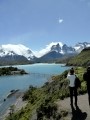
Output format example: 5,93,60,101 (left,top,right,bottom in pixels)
70,68,74,75
87,66,90,72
